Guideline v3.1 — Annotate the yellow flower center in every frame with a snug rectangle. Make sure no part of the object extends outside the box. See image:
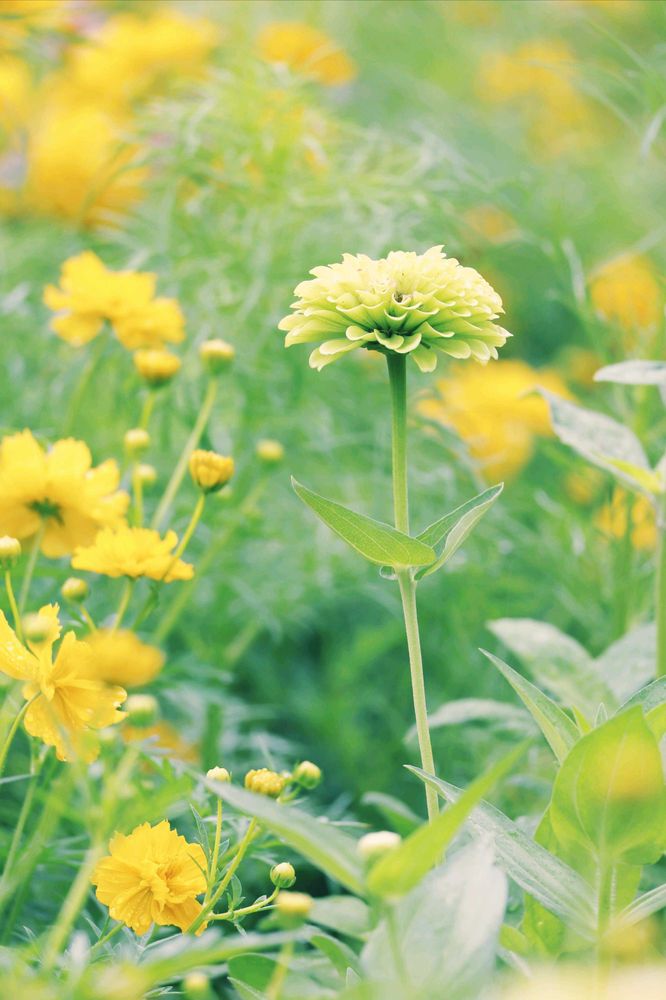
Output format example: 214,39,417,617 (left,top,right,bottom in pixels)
137,859,171,903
